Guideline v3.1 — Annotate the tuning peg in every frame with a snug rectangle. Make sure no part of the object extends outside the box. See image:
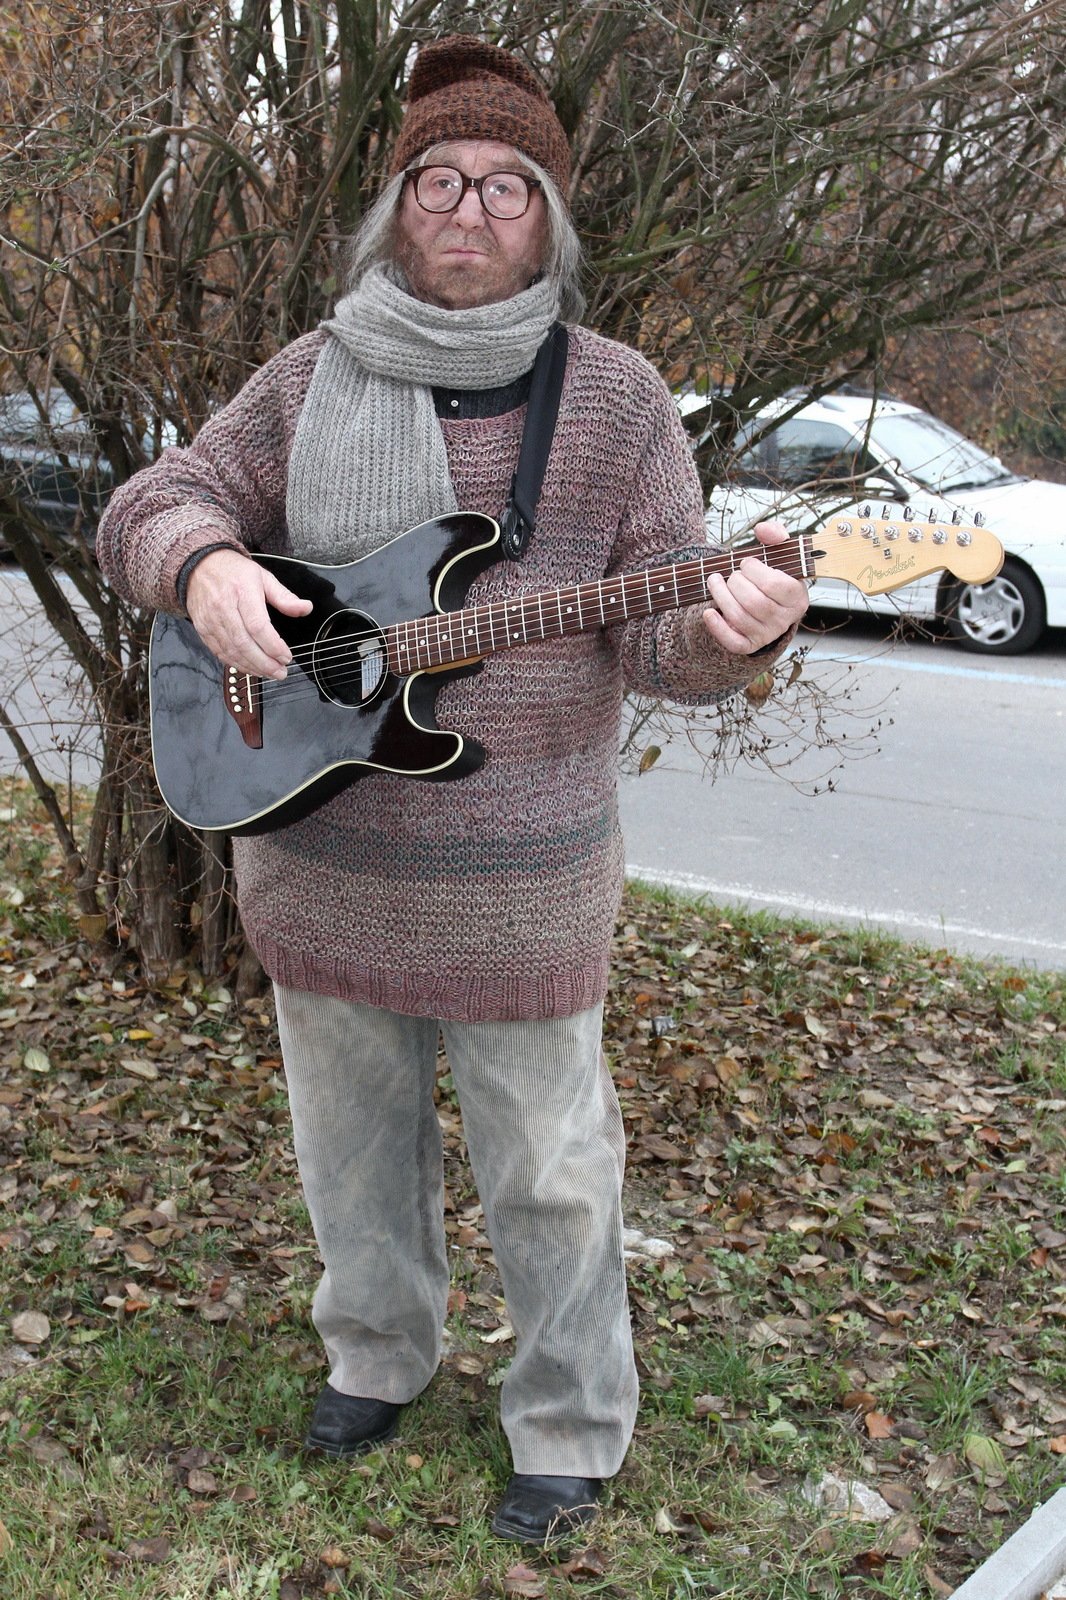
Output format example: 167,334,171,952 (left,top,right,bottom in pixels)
902,505,915,521
881,504,896,519
951,508,962,524
859,504,872,519
973,511,985,527
928,507,938,522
